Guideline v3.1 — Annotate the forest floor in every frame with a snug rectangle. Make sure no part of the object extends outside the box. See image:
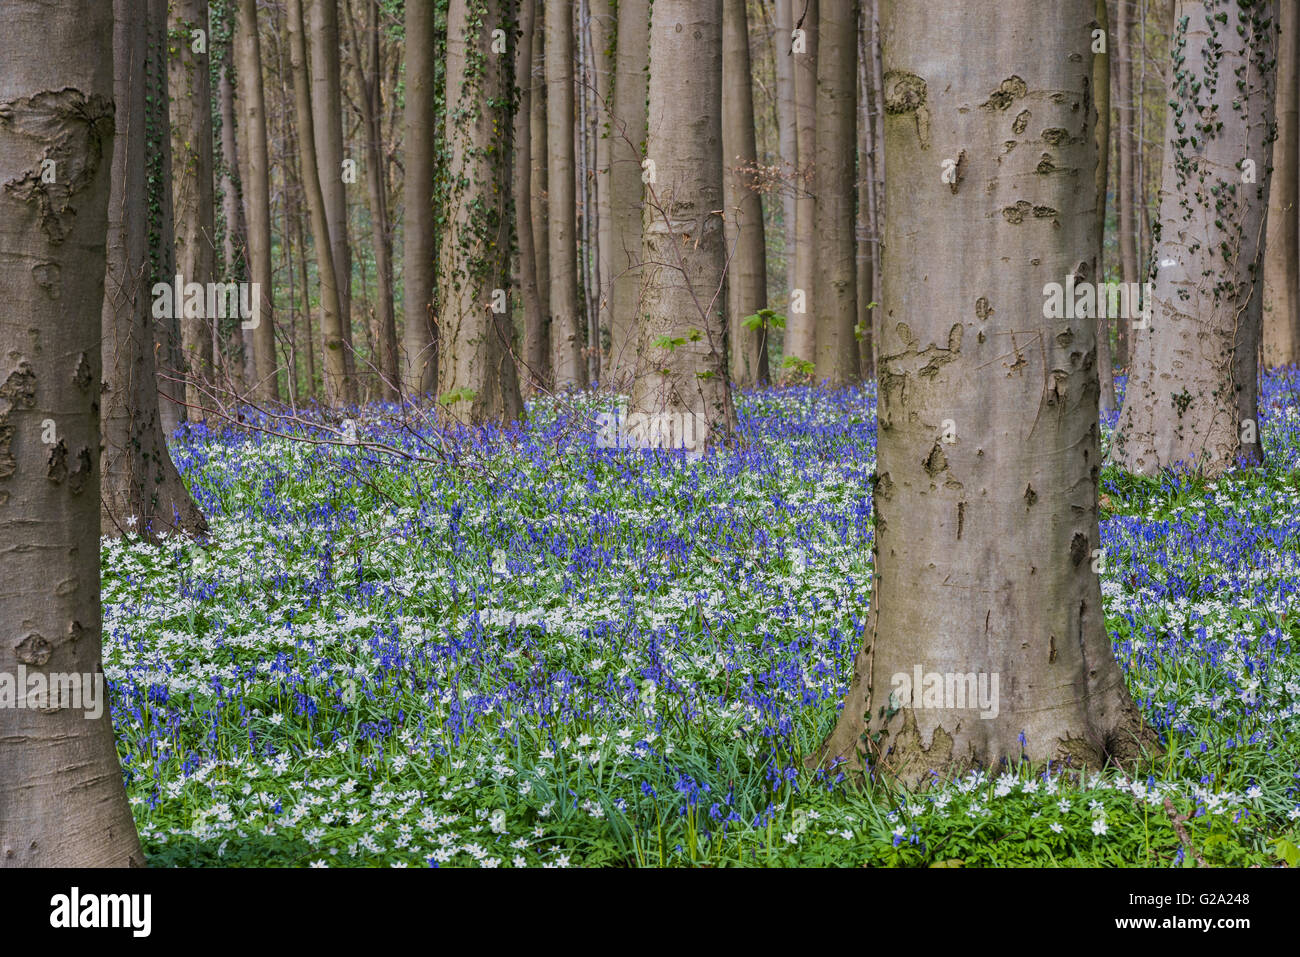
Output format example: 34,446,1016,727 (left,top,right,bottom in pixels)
102,372,1300,867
